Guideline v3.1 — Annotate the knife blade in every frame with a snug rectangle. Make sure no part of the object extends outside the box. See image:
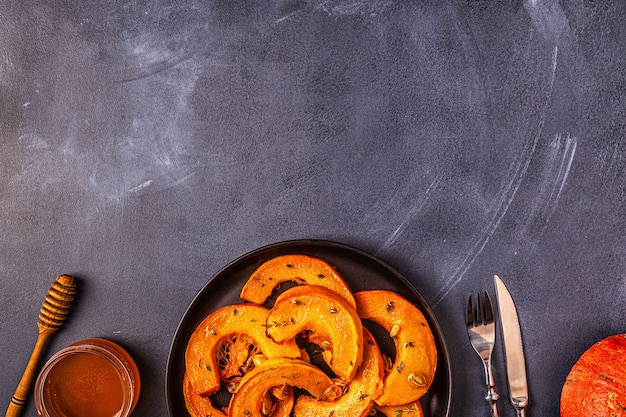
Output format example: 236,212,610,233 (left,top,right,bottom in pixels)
494,275,529,417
